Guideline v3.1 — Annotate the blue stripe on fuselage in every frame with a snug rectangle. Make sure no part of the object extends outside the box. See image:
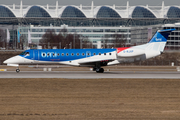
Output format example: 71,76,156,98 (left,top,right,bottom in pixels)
19,49,116,62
